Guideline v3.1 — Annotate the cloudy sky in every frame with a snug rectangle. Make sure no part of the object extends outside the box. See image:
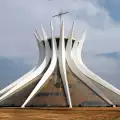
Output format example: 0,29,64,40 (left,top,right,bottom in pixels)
0,0,120,89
